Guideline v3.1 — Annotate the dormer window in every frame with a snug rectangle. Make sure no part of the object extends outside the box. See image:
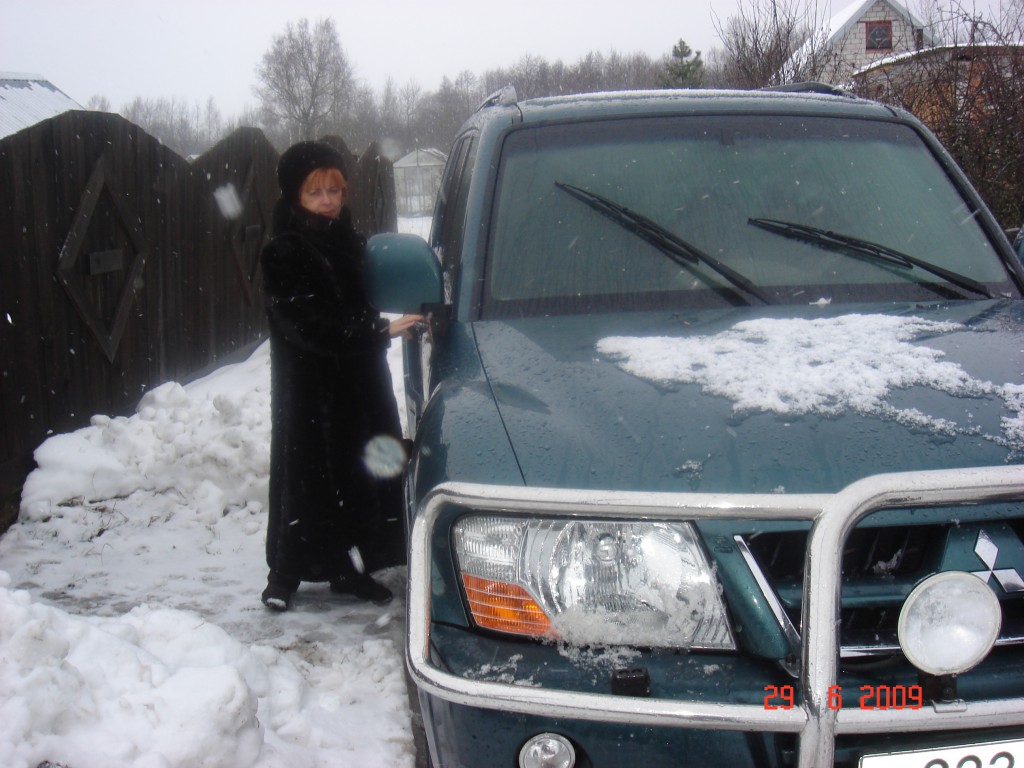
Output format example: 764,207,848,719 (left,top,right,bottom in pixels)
866,21,893,51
